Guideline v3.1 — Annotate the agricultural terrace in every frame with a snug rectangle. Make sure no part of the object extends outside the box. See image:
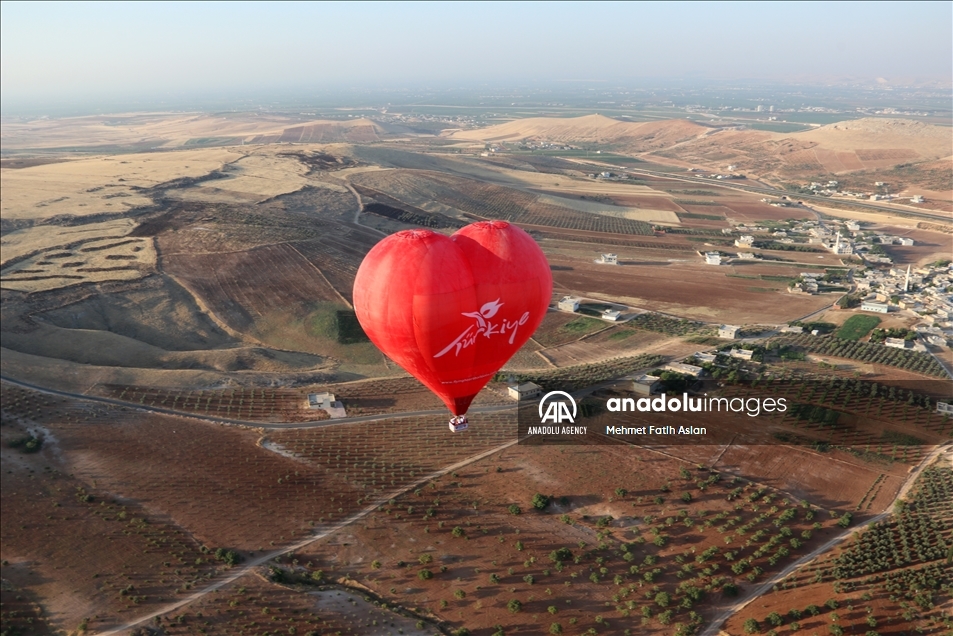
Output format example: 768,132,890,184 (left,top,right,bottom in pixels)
720,371,952,468
836,314,882,341
769,334,949,378
162,242,348,333
145,570,439,636
502,353,664,392
350,169,655,235
544,255,834,324
285,443,852,636
97,385,329,423
725,457,952,636
0,382,519,632
1,388,229,632
305,377,511,417
626,313,710,337
0,236,156,293
532,312,611,348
